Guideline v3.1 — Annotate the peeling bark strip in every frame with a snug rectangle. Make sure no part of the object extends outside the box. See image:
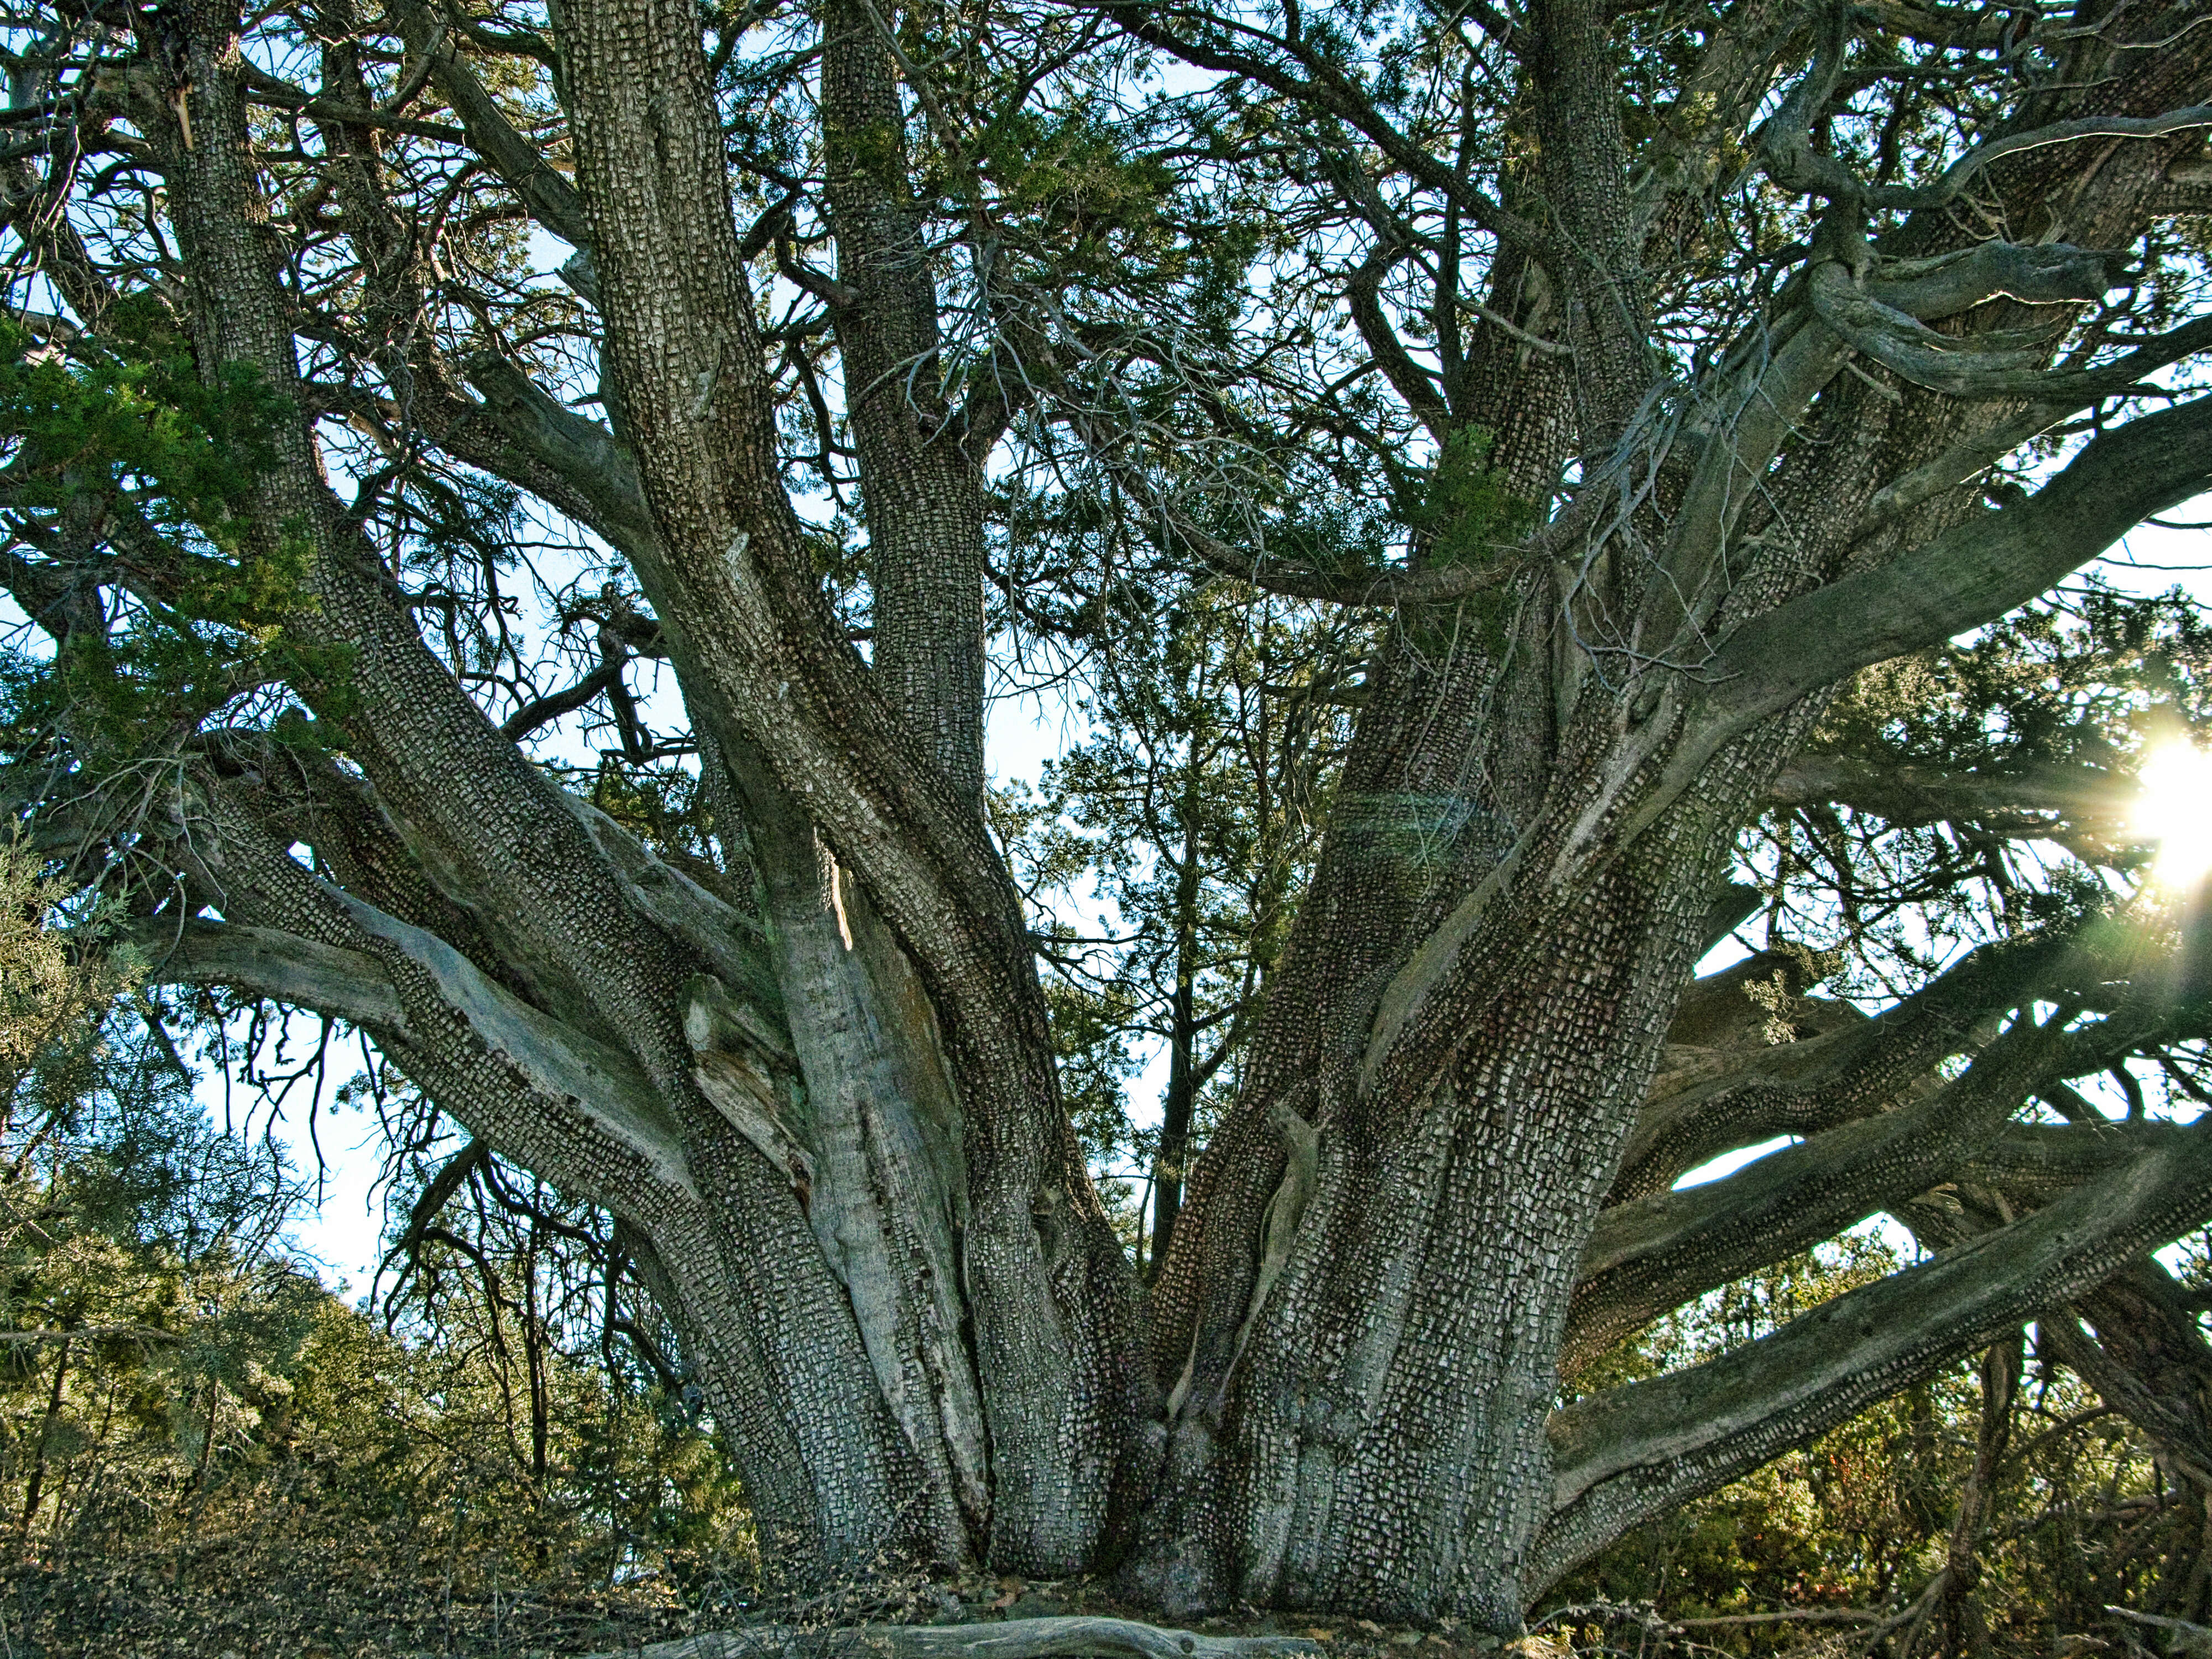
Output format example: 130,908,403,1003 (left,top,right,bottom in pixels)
12,0,2212,1631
